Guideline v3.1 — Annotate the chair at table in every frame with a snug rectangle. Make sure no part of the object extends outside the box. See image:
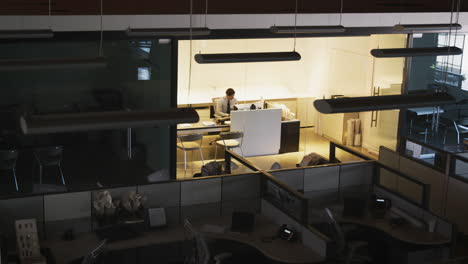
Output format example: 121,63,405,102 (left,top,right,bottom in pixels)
324,208,371,264
33,146,66,185
211,97,223,118
214,131,244,160
183,219,232,264
453,121,468,145
0,149,19,191
177,134,205,171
